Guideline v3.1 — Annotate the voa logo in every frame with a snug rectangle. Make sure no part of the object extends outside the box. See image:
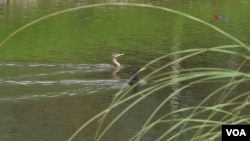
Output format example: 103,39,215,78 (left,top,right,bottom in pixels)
226,129,246,136
214,14,226,21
